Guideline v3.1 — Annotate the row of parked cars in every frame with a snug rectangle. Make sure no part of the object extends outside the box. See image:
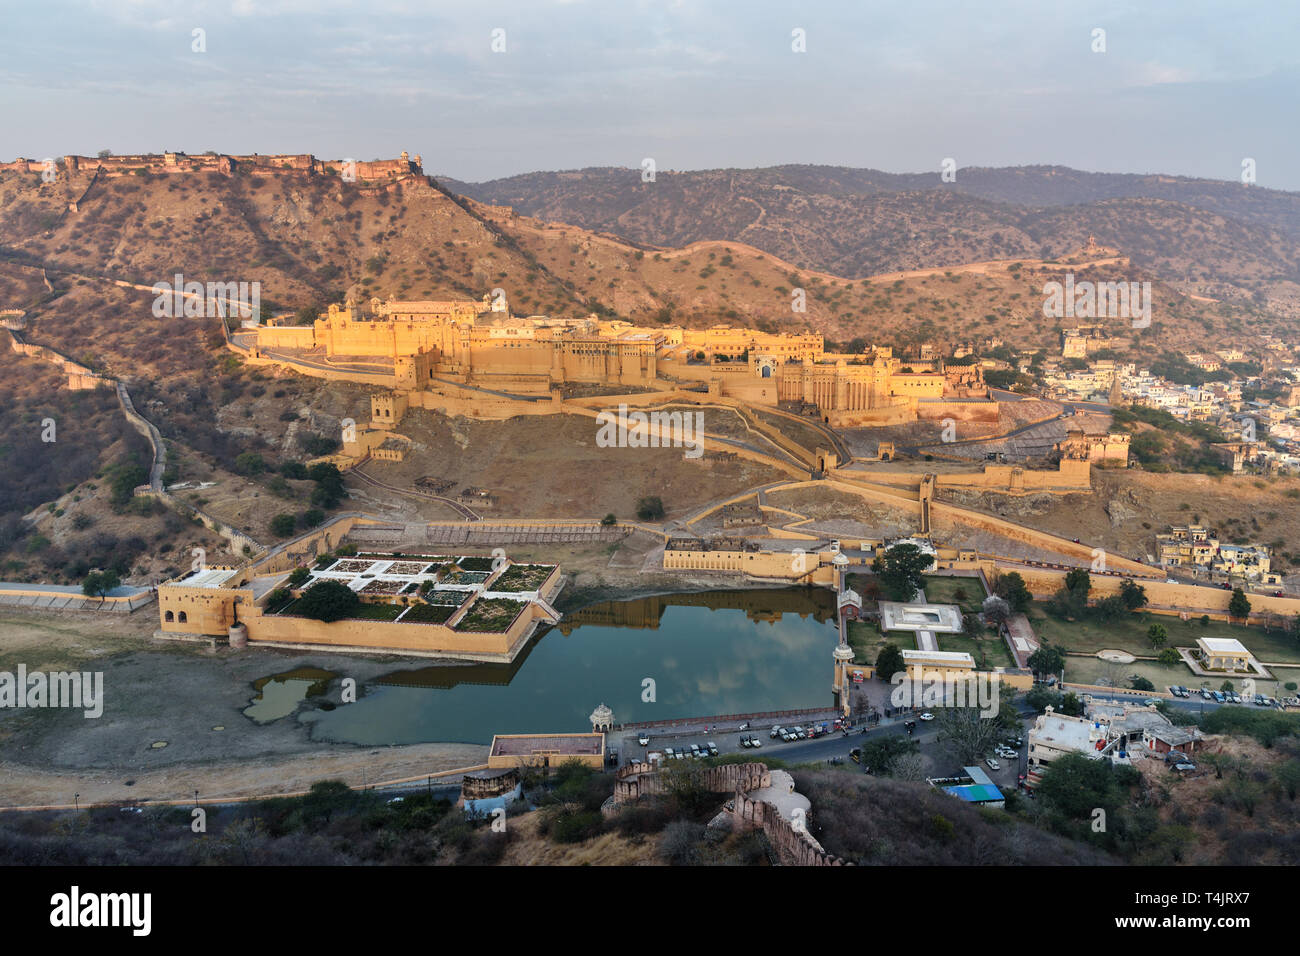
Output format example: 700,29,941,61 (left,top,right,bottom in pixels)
770,724,828,741
1168,685,1284,706
662,742,719,760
